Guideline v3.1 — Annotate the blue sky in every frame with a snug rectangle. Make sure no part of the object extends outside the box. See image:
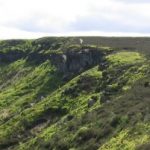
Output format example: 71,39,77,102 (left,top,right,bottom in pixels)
0,0,150,39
